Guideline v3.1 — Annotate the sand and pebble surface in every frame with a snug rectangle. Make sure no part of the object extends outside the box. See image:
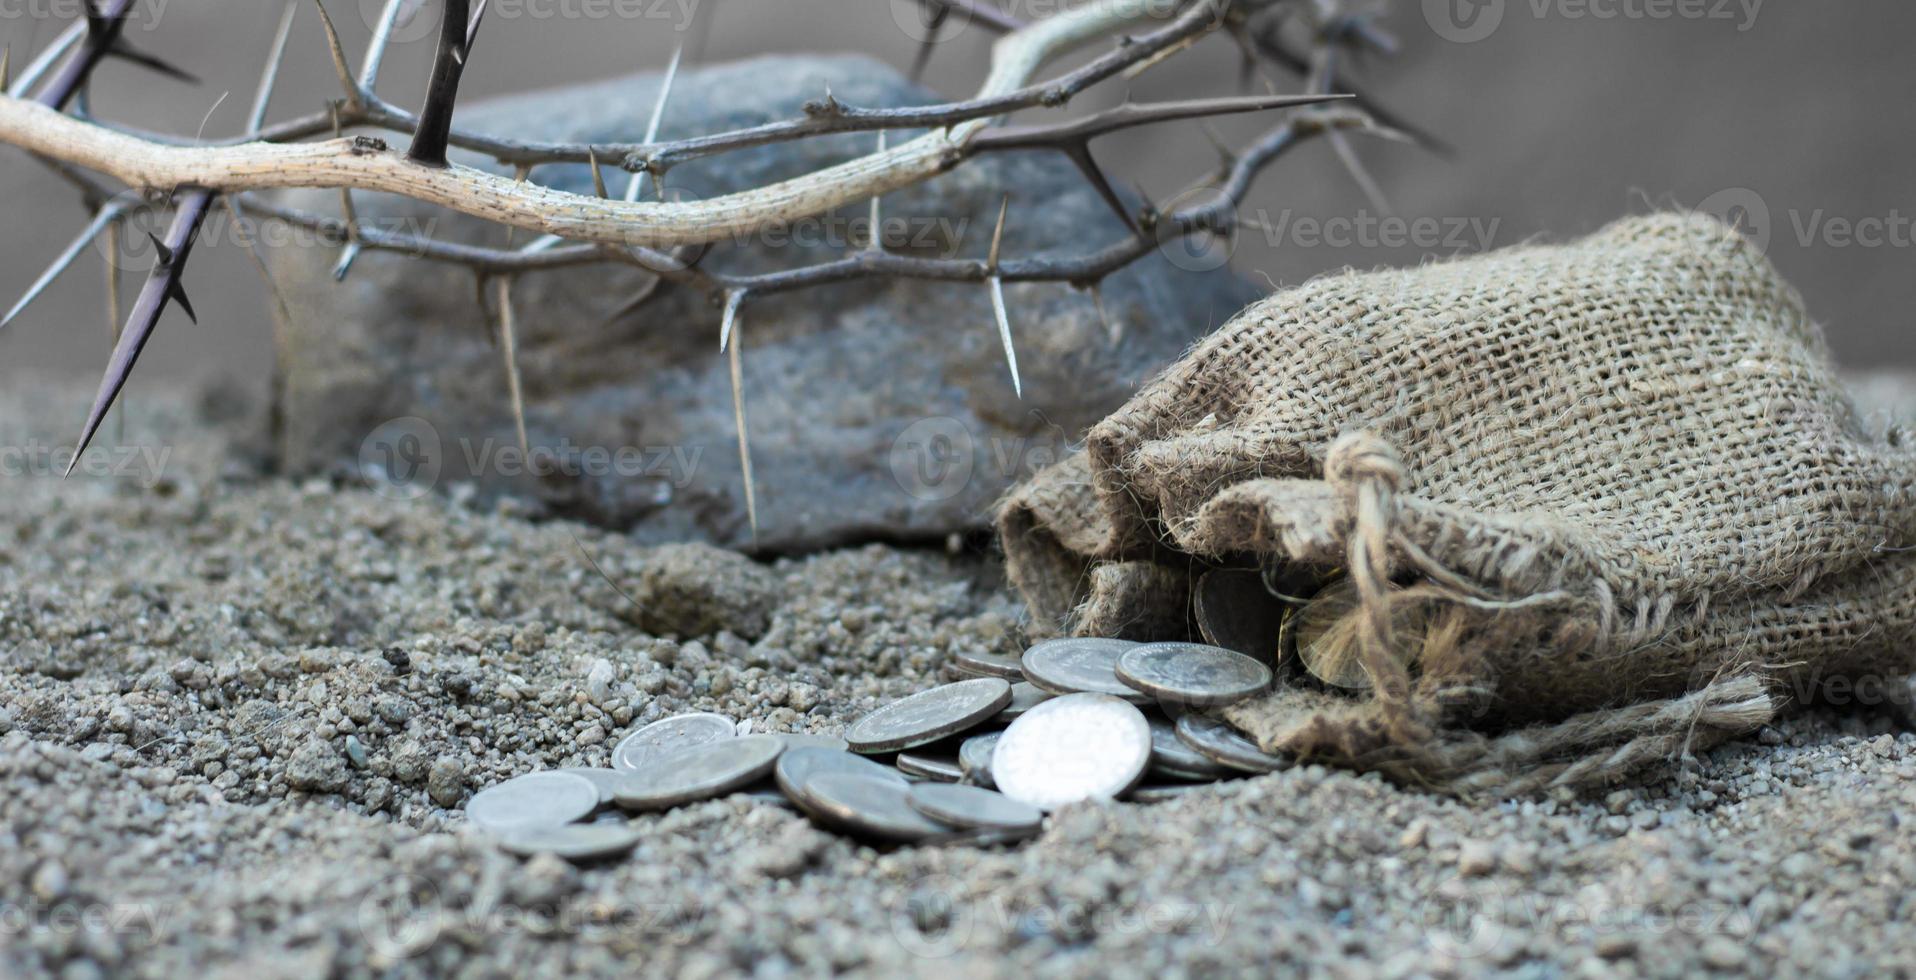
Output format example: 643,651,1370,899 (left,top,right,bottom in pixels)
2,380,1914,979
